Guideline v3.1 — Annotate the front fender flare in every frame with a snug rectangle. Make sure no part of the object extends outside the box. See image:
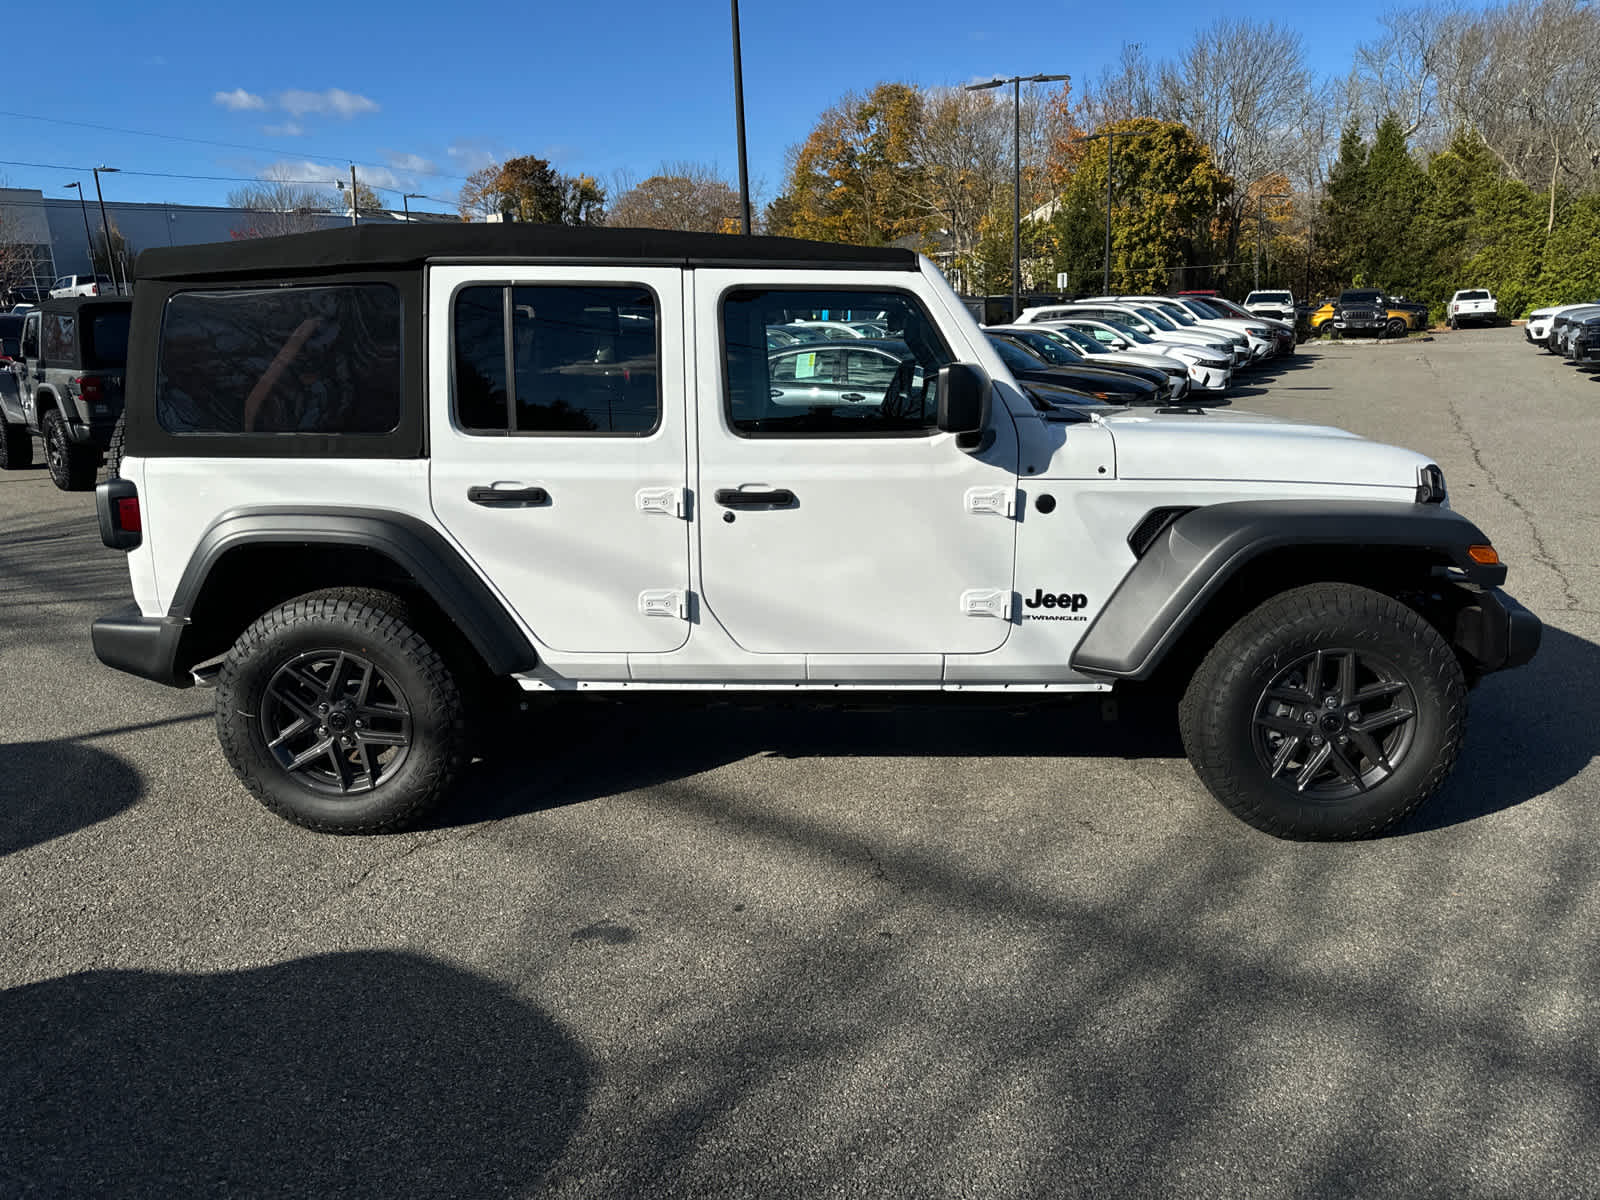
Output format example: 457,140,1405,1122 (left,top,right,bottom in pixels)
1070,500,1505,680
